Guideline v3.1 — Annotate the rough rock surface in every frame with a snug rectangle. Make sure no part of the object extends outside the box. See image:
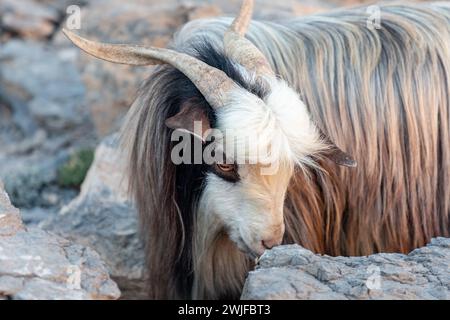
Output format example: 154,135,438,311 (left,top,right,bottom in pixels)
0,39,94,208
0,181,120,300
42,135,146,299
0,40,87,136
241,240,450,300
0,182,23,237
52,0,227,137
0,0,60,40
